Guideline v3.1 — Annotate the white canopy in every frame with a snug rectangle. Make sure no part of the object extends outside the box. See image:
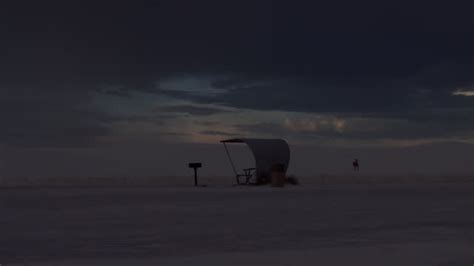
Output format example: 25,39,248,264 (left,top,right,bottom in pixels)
221,138,290,184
